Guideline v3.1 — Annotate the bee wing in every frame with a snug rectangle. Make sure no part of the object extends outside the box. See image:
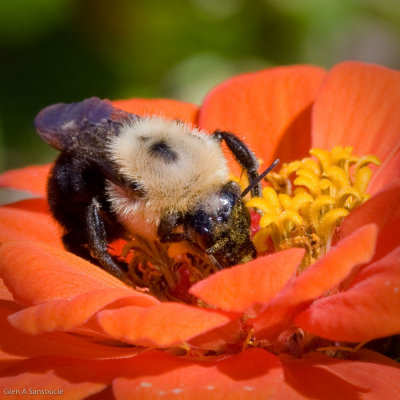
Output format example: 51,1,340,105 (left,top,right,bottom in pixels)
34,97,139,187
34,97,137,152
